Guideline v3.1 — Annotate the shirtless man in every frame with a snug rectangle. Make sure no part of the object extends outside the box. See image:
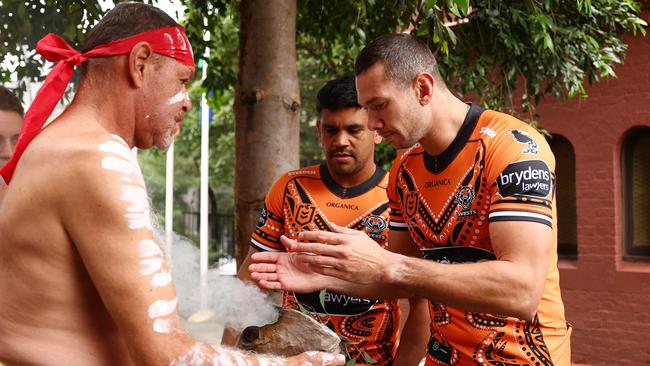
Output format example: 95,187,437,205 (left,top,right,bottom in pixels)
0,3,343,366
0,85,23,205
250,34,572,365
